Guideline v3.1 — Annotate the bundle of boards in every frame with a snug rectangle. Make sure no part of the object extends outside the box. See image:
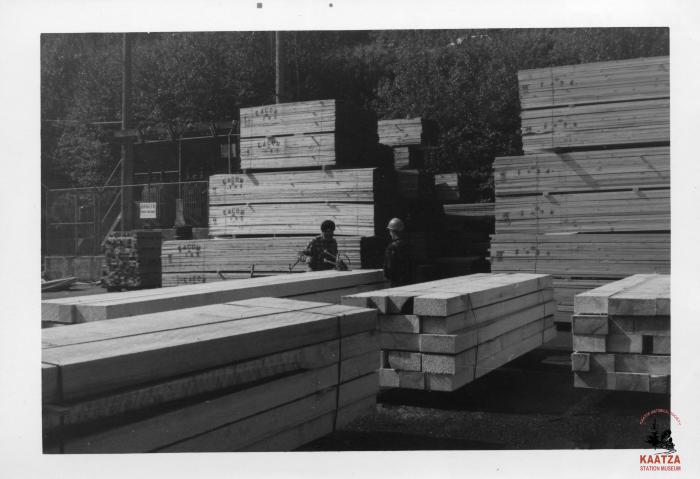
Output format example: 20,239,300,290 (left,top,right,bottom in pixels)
571,274,670,393
492,57,670,327
377,117,438,169
160,236,373,287
42,297,379,452
42,269,386,324
101,231,162,290
342,273,555,391
208,168,397,237
518,56,669,151
239,99,378,170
